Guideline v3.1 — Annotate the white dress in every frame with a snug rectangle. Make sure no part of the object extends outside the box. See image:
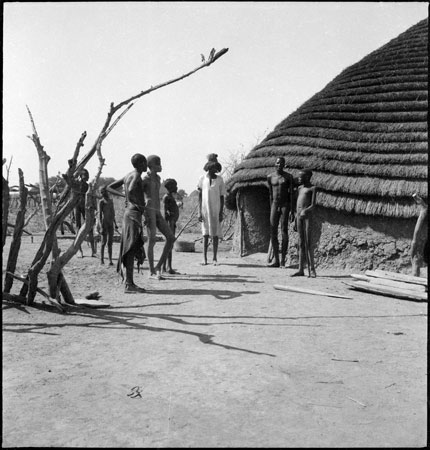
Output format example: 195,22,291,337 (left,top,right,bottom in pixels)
197,174,226,237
